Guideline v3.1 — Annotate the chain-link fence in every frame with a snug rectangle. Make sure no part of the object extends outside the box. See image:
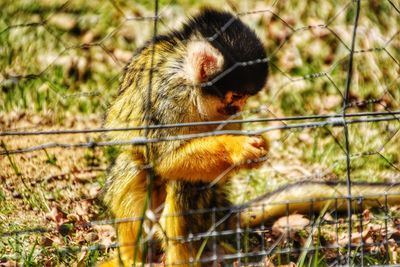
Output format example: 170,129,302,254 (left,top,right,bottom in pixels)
1,0,400,266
